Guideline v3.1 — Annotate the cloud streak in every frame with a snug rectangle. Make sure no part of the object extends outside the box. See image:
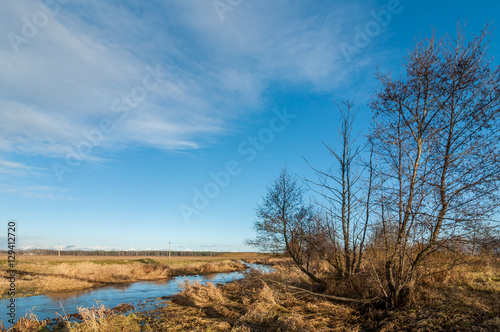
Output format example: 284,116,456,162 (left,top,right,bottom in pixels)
0,0,377,181
0,184,76,200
